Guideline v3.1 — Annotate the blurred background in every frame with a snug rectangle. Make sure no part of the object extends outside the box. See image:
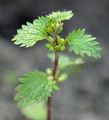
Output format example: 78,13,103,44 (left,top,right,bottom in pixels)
0,0,109,120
